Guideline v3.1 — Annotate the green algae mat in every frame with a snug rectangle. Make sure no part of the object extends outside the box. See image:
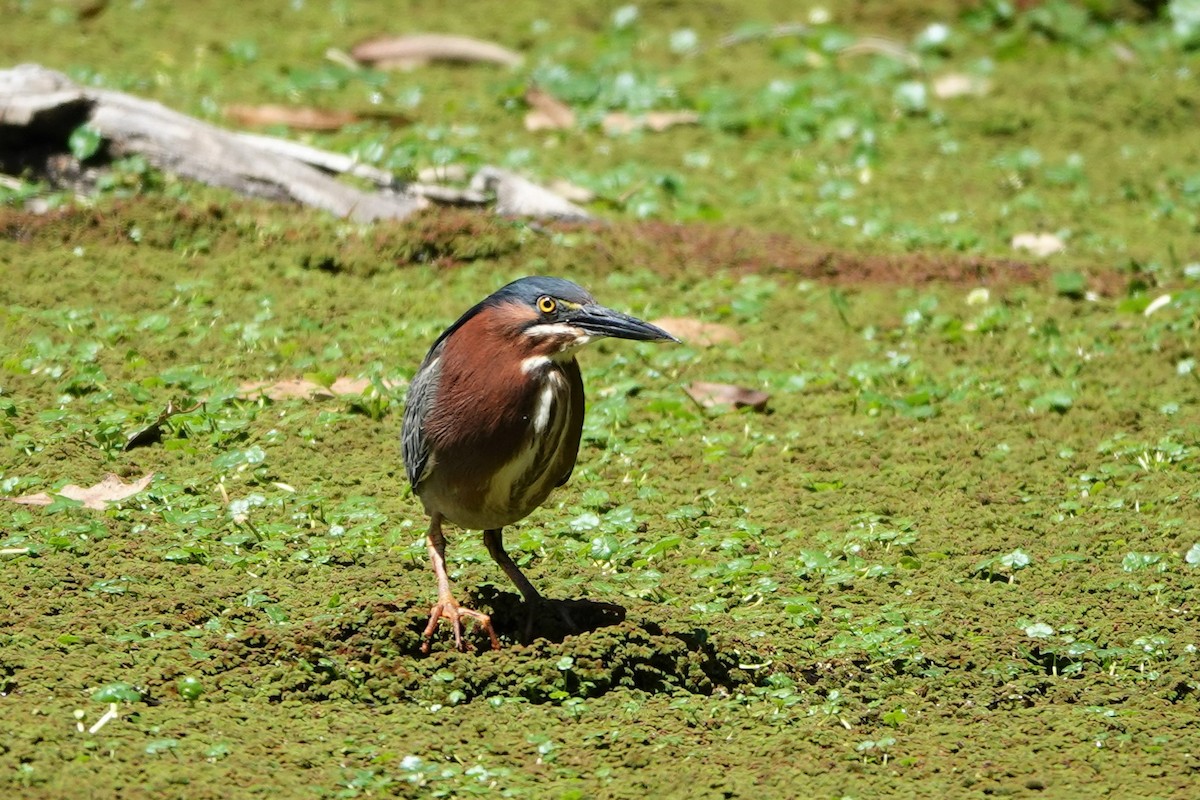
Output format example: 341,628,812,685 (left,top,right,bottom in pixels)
3,2,1200,798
